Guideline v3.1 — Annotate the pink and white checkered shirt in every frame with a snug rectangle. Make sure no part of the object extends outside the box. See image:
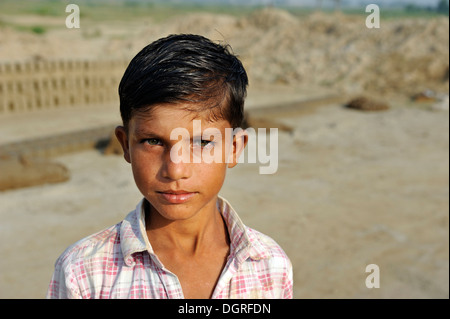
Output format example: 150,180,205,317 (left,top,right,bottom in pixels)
47,196,293,299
